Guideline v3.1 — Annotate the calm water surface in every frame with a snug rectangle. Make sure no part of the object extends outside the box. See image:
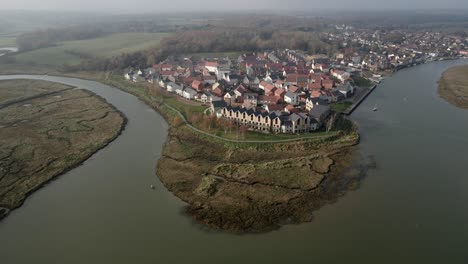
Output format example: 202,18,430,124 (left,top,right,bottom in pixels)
1,60,468,263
